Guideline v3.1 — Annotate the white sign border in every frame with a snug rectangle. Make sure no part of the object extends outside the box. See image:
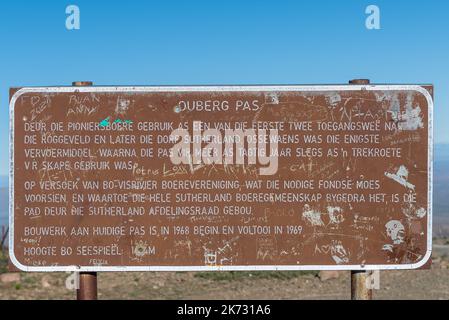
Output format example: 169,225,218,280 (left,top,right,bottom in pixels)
9,84,433,272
